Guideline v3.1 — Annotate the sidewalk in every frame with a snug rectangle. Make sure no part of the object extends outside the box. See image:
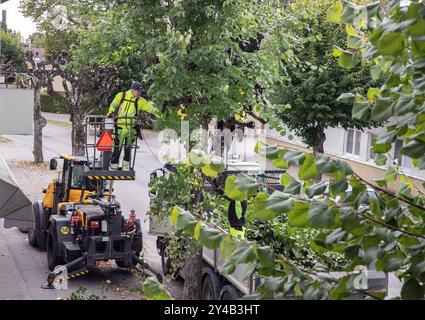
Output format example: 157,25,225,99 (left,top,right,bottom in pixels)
0,224,31,300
